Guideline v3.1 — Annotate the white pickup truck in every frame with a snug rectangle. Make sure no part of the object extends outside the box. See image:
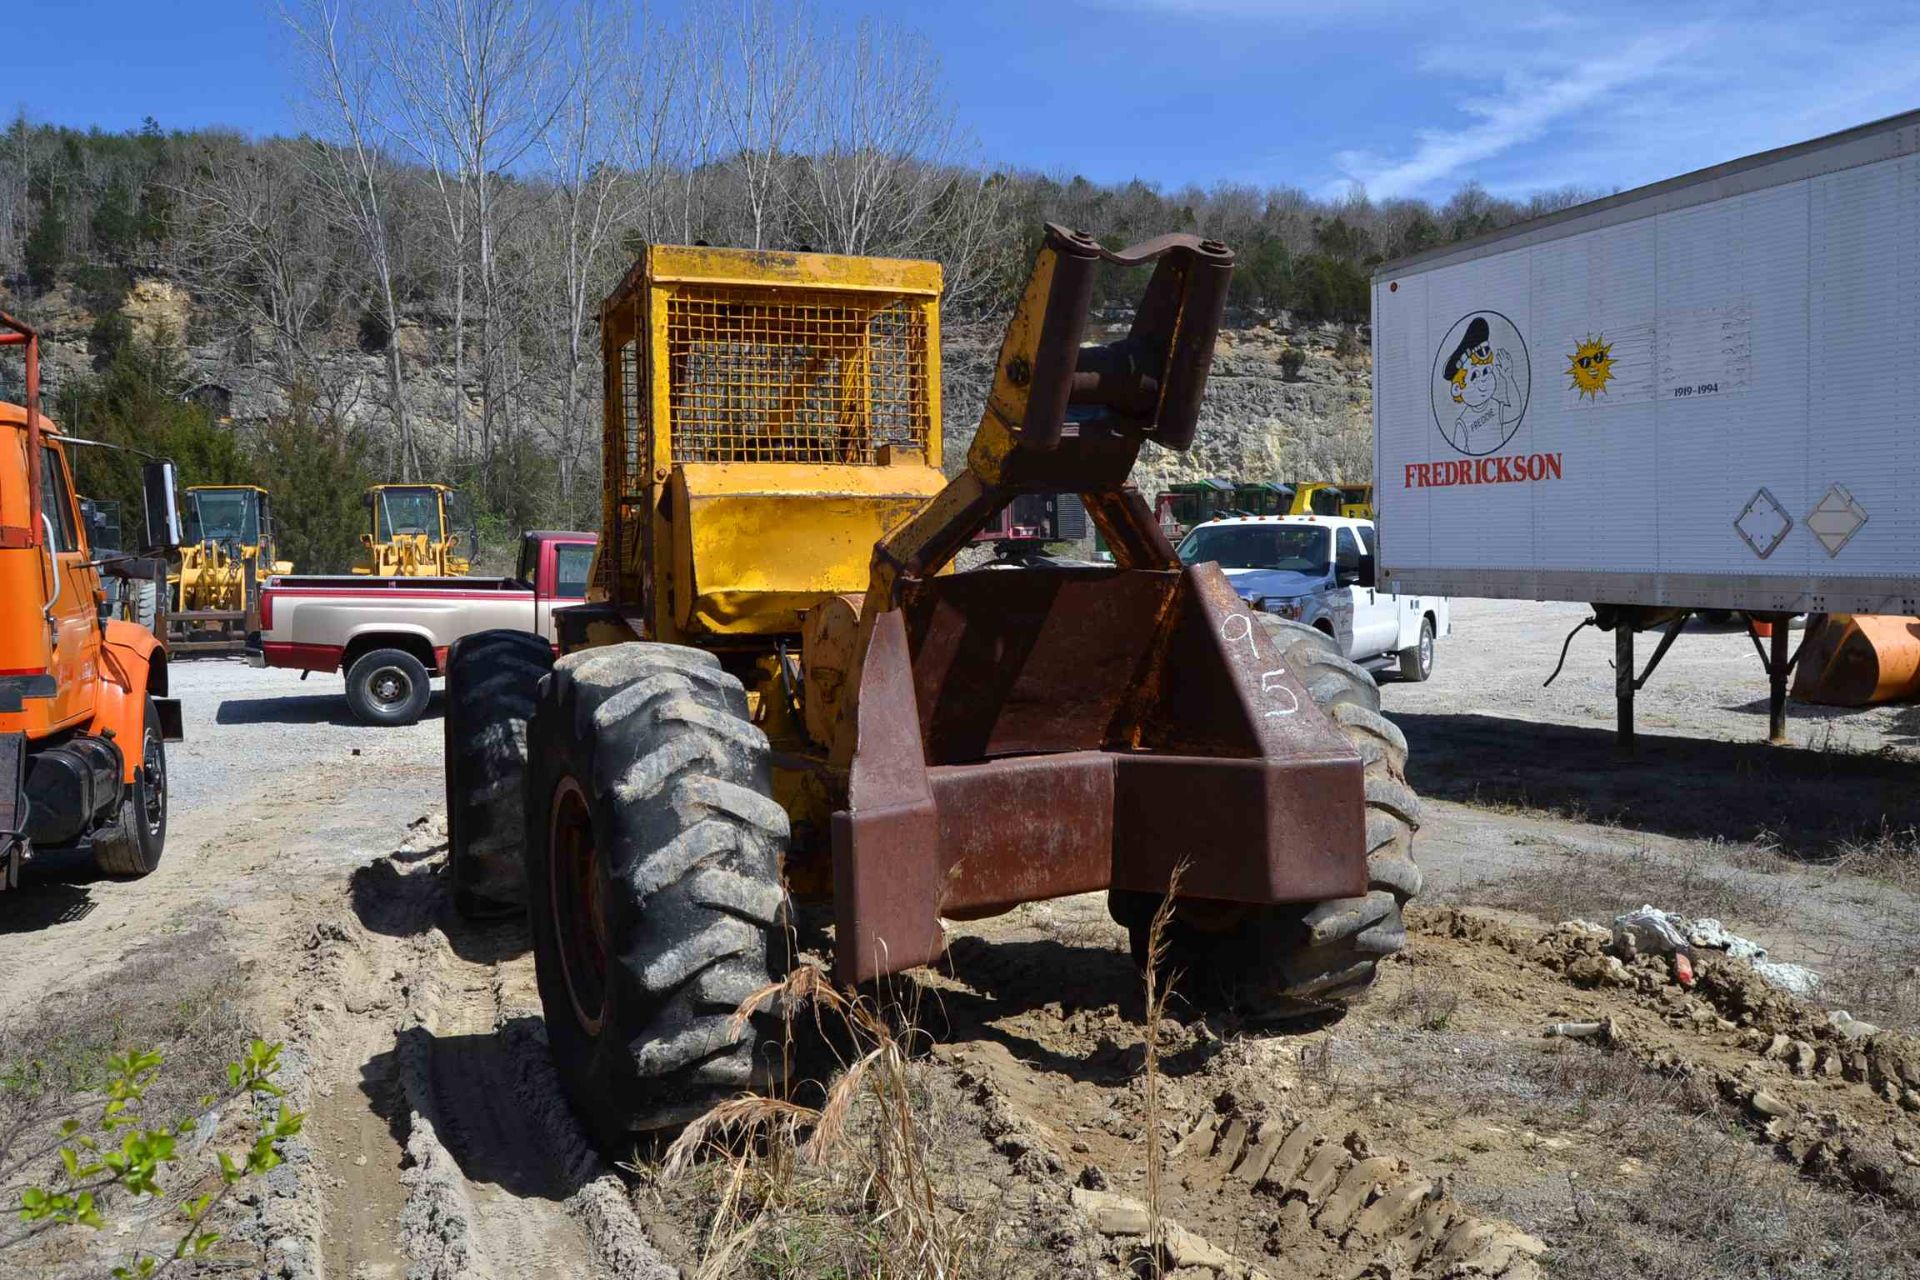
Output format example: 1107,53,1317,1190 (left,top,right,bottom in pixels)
1176,515,1451,680
248,530,596,724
